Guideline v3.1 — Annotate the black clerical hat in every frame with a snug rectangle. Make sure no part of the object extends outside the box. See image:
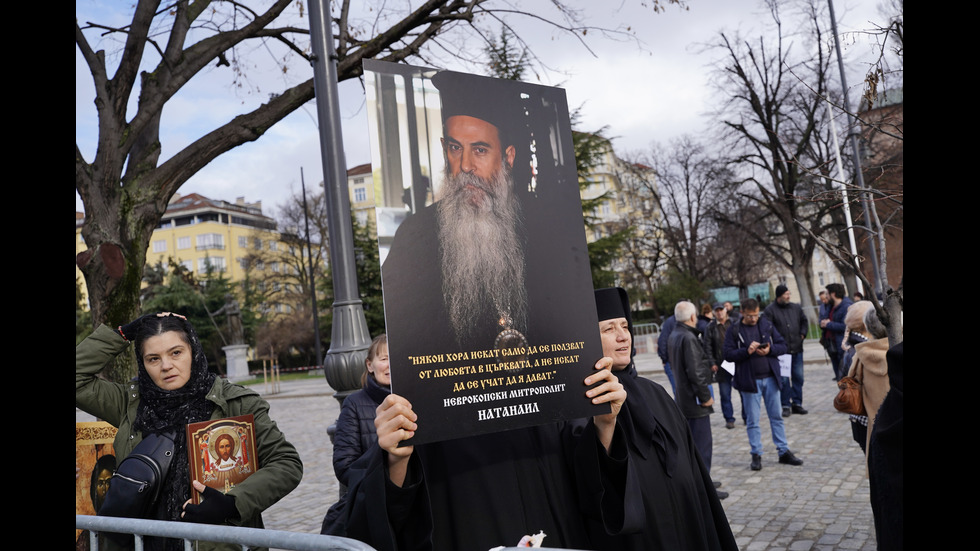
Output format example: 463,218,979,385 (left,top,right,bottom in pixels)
431,69,523,146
